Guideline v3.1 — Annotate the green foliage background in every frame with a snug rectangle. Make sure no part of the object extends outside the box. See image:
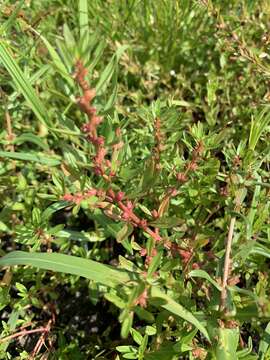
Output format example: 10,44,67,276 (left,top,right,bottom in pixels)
0,0,269,359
